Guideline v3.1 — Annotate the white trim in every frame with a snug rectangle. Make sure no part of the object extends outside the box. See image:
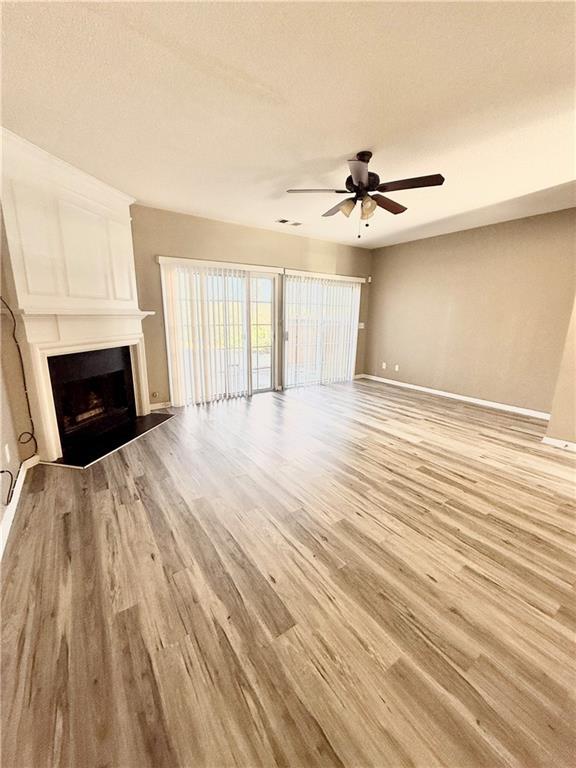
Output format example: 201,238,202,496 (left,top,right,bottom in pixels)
356,375,550,420
150,401,171,410
1,455,40,560
156,255,283,274
284,269,366,283
2,129,135,206
541,436,576,452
